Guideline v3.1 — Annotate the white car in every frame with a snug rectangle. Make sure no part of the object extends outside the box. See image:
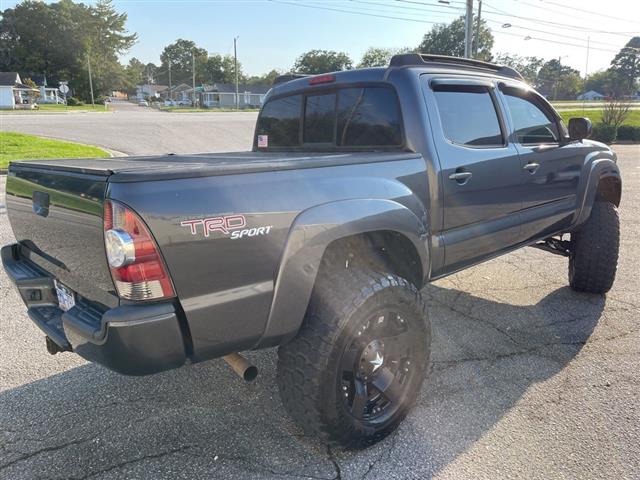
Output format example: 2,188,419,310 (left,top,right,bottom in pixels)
138,100,149,107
